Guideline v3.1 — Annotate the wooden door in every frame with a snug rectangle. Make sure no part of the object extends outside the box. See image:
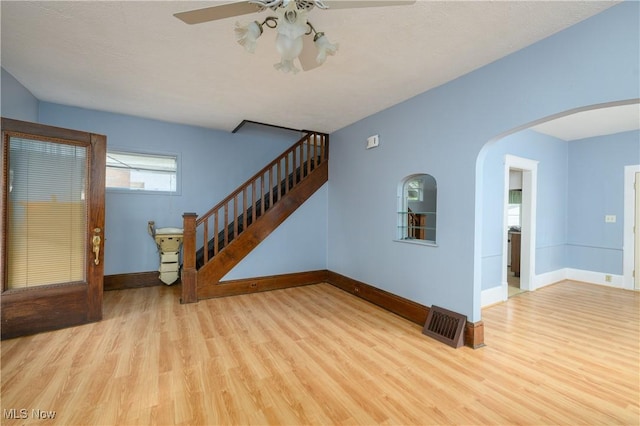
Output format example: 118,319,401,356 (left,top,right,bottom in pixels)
1,118,106,339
